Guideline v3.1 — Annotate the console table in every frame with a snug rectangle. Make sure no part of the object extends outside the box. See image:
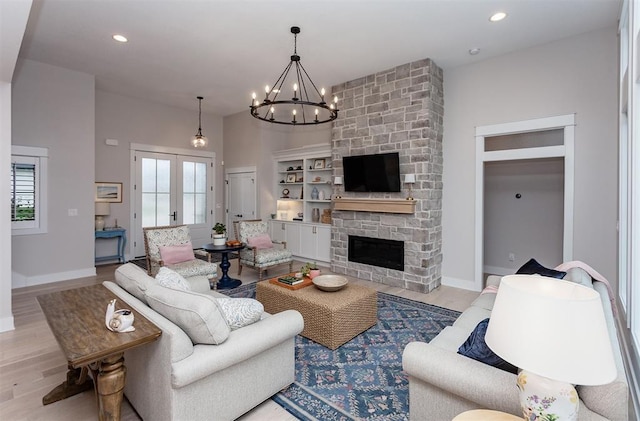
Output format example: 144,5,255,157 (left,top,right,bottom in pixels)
95,228,126,264
37,284,161,421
